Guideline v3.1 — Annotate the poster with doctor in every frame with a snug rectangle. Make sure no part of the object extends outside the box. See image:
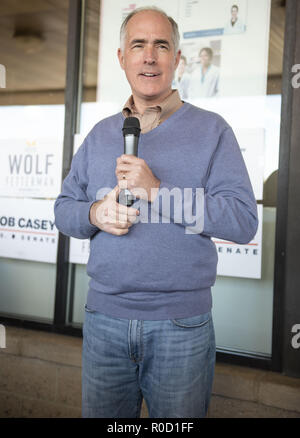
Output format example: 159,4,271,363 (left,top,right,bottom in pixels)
176,0,271,101
97,0,271,104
